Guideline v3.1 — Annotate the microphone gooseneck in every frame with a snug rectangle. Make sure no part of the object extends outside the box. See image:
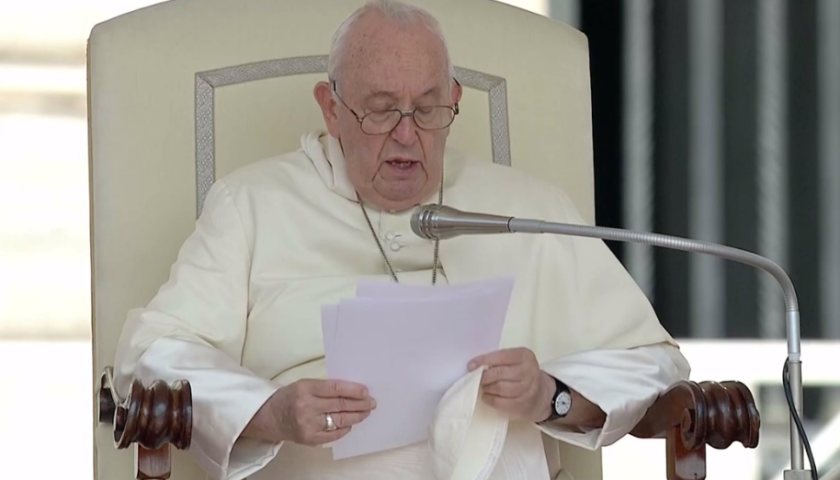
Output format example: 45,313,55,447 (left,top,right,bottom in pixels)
411,203,809,475
412,205,798,314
